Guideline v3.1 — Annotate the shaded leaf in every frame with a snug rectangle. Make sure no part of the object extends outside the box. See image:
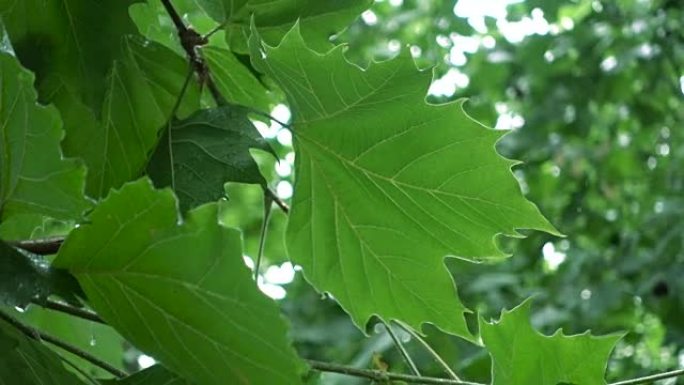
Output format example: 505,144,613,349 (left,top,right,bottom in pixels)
0,318,87,384
480,299,622,385
251,26,558,339
0,52,90,221
147,105,272,211
0,0,140,111
14,305,126,378
196,0,371,53
0,241,82,307
101,365,190,385
54,178,305,385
